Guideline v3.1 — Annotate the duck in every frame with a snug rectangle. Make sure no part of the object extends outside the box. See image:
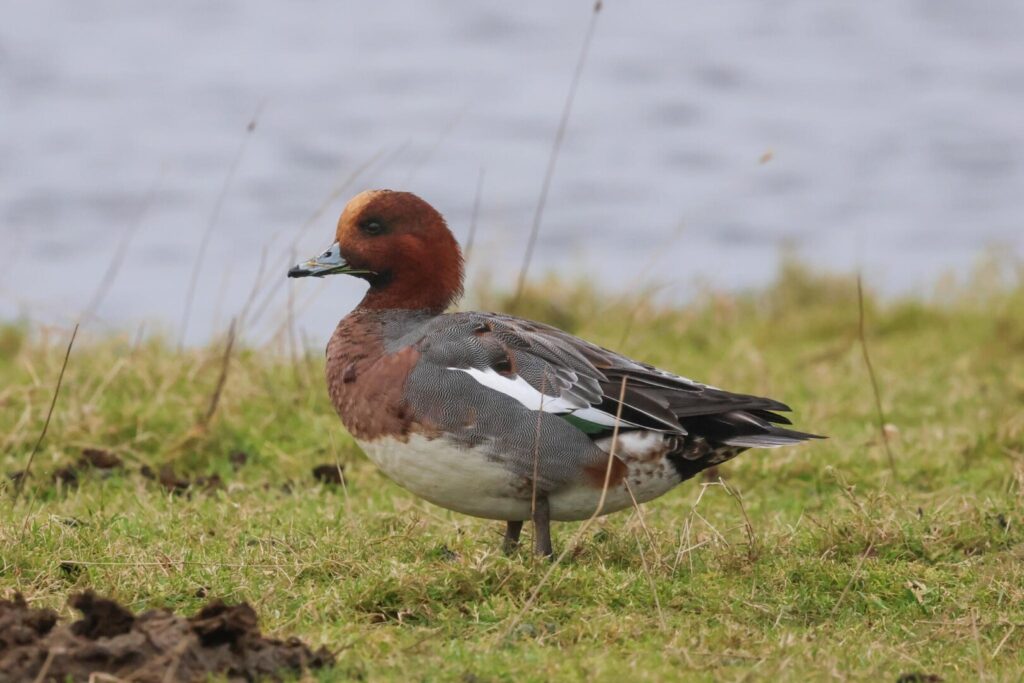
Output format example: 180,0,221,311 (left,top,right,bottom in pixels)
289,190,822,557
